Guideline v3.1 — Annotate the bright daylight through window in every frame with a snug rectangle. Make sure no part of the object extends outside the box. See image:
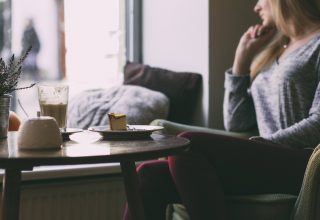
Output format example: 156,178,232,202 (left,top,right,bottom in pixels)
2,0,126,117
